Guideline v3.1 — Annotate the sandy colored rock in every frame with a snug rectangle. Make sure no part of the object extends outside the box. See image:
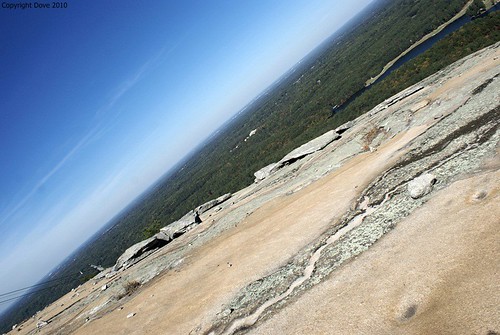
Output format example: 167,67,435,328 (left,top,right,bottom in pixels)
250,170,500,335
